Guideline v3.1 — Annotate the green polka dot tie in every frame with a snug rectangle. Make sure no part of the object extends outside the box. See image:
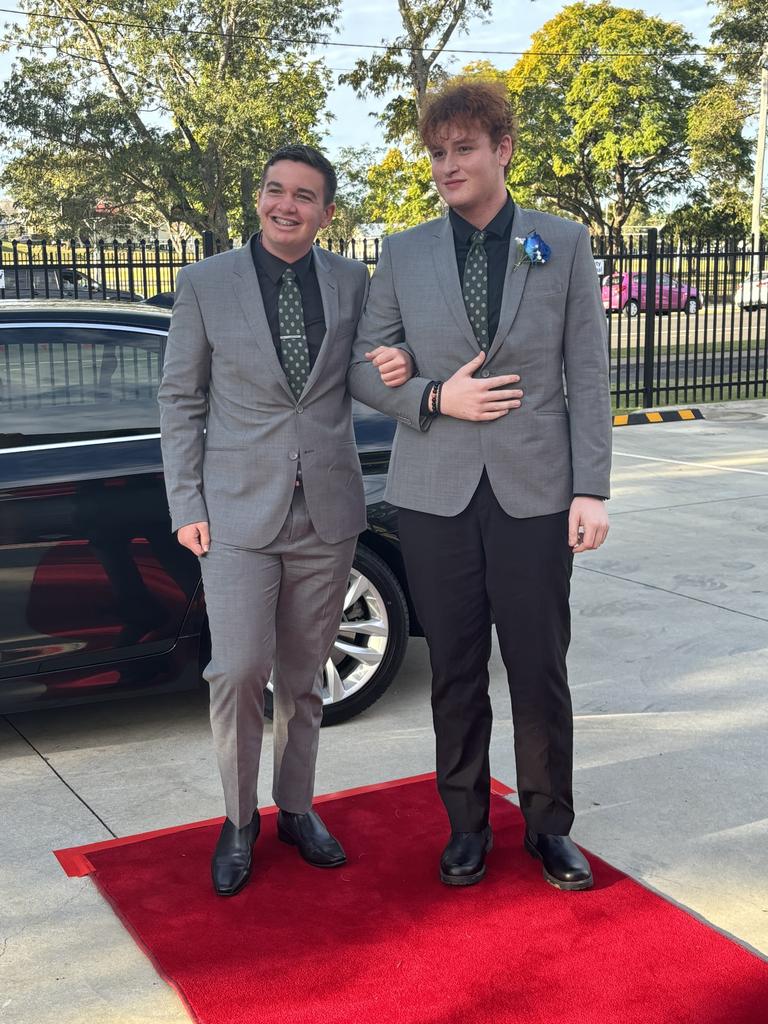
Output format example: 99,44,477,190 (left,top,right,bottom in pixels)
463,230,489,350
278,268,311,400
